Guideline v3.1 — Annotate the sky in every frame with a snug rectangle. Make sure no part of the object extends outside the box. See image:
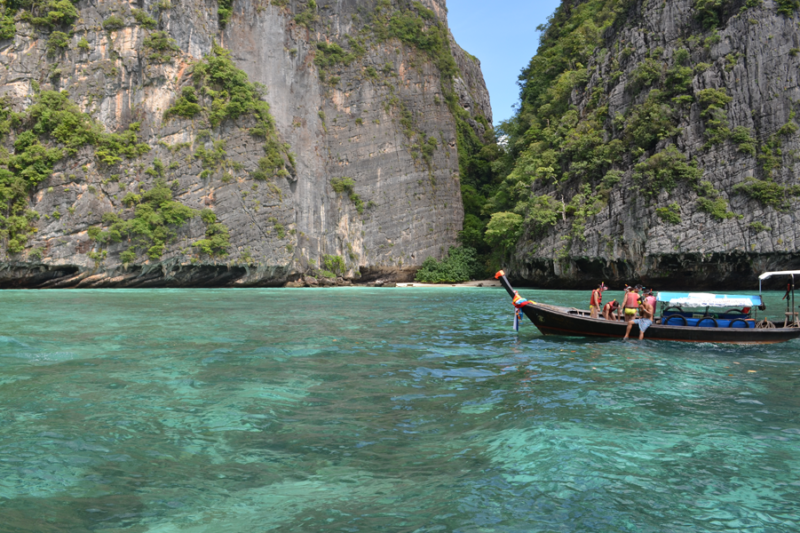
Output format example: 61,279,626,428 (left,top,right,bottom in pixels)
447,0,562,126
